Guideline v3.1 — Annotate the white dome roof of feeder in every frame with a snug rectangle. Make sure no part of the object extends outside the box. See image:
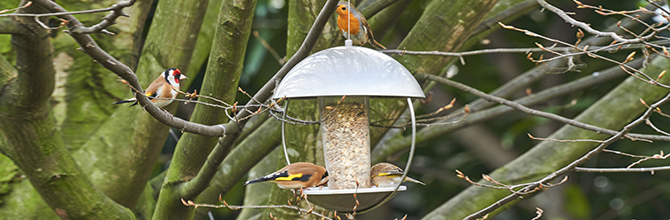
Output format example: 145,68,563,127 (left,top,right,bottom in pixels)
272,46,425,99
